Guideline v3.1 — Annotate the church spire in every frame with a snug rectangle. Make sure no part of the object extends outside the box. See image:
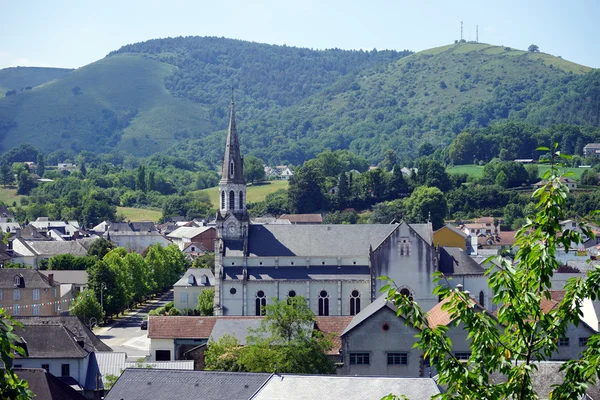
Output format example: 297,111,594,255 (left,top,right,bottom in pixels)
220,94,245,185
